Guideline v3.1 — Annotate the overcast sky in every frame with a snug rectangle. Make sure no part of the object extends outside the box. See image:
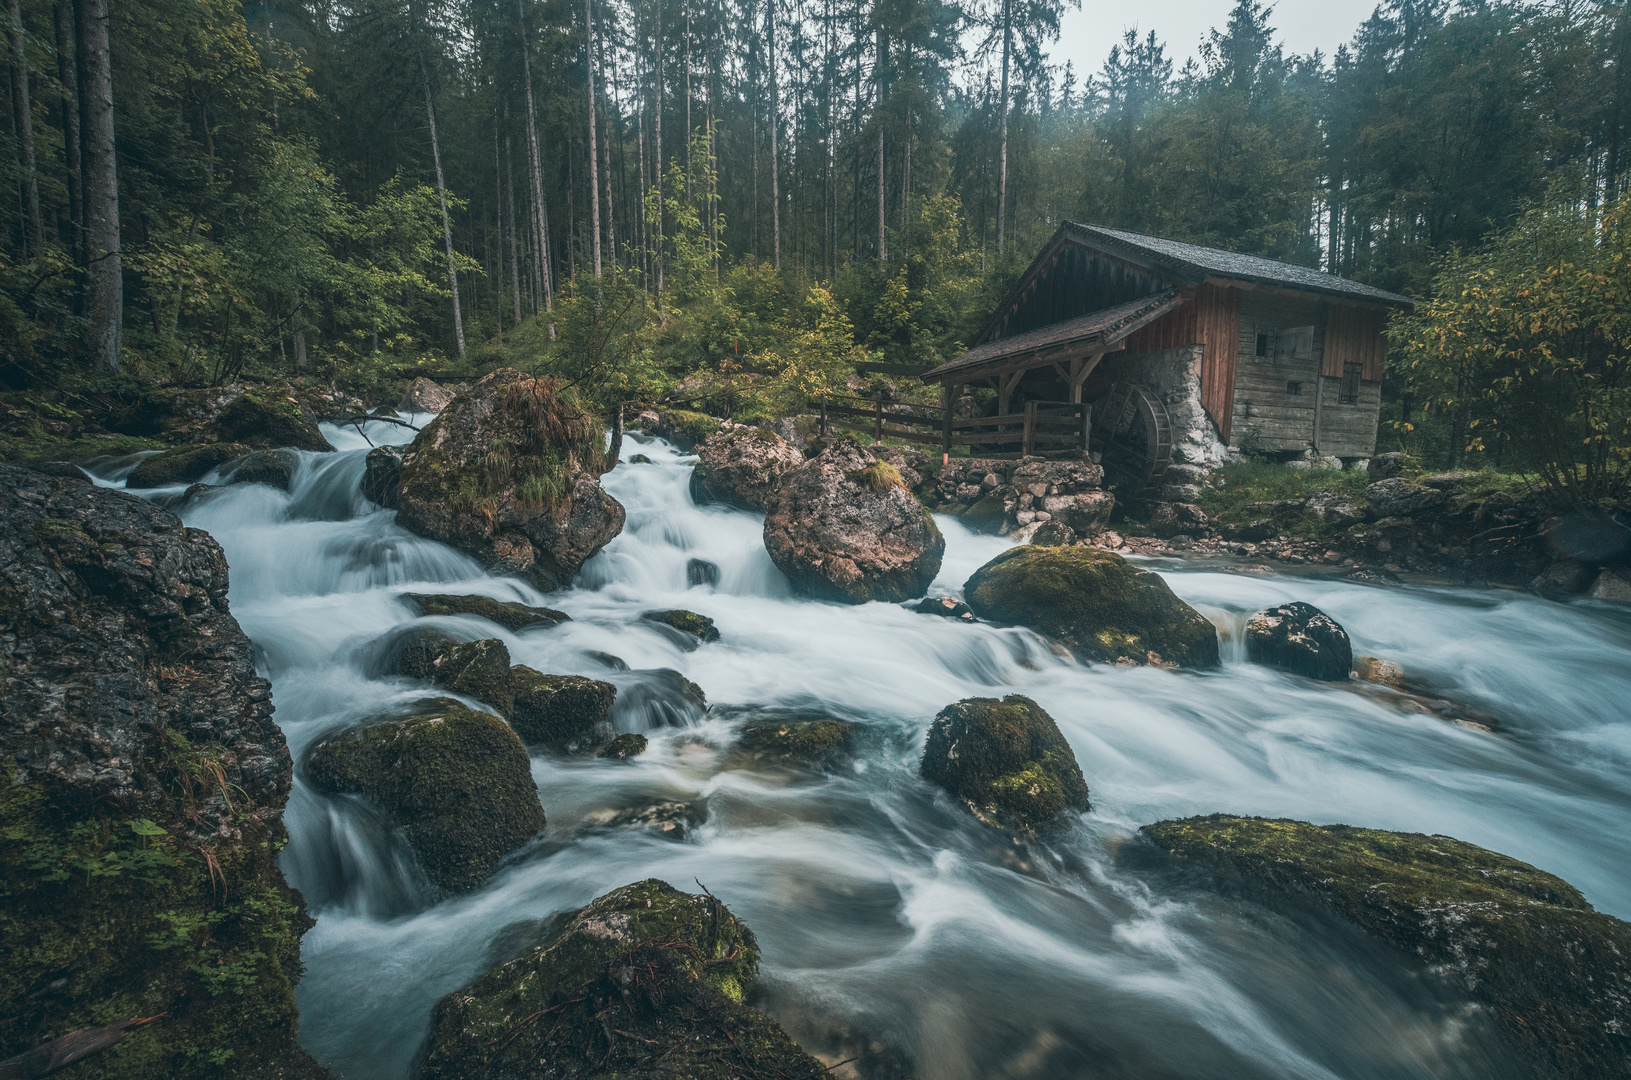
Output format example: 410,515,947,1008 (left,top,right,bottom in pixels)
1055,1,1385,81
